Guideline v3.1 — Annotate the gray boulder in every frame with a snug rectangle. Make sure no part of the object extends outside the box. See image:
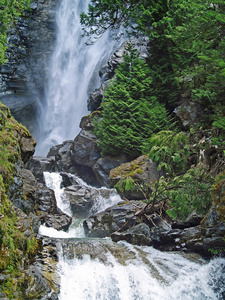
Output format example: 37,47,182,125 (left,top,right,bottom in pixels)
64,184,116,219
25,156,55,183
84,200,145,238
111,223,153,246
71,130,101,168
